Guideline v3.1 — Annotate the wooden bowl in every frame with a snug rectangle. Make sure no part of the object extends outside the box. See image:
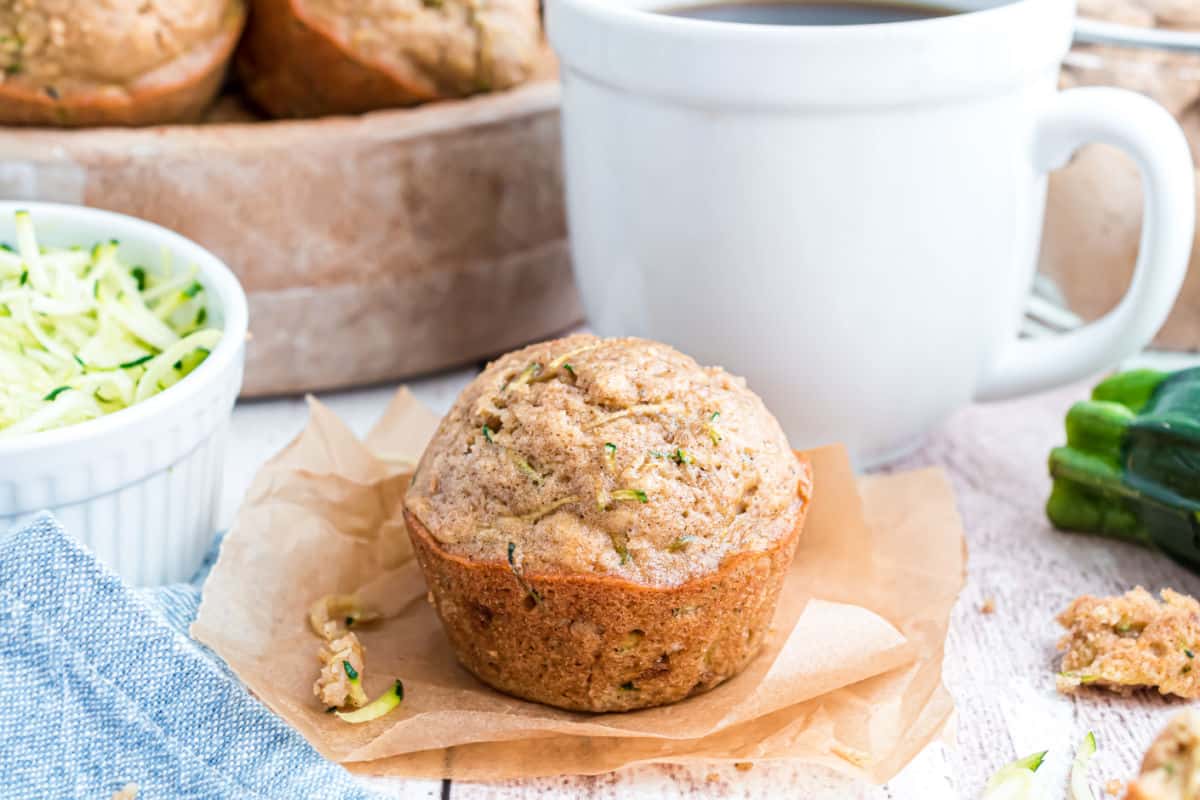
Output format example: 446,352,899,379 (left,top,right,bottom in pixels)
0,62,580,396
